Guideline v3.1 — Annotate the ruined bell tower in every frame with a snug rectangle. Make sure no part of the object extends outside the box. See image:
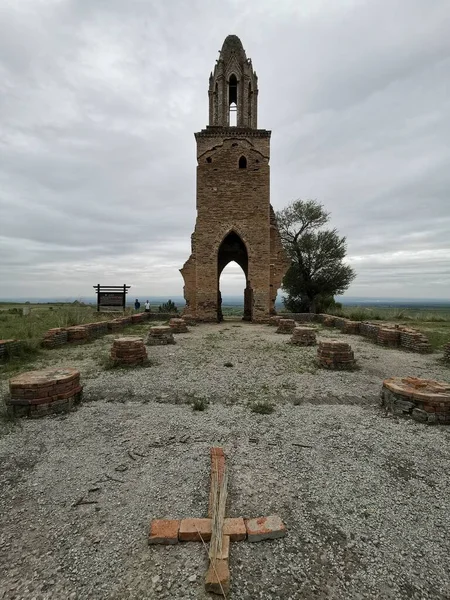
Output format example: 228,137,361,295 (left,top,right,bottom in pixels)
180,35,289,322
